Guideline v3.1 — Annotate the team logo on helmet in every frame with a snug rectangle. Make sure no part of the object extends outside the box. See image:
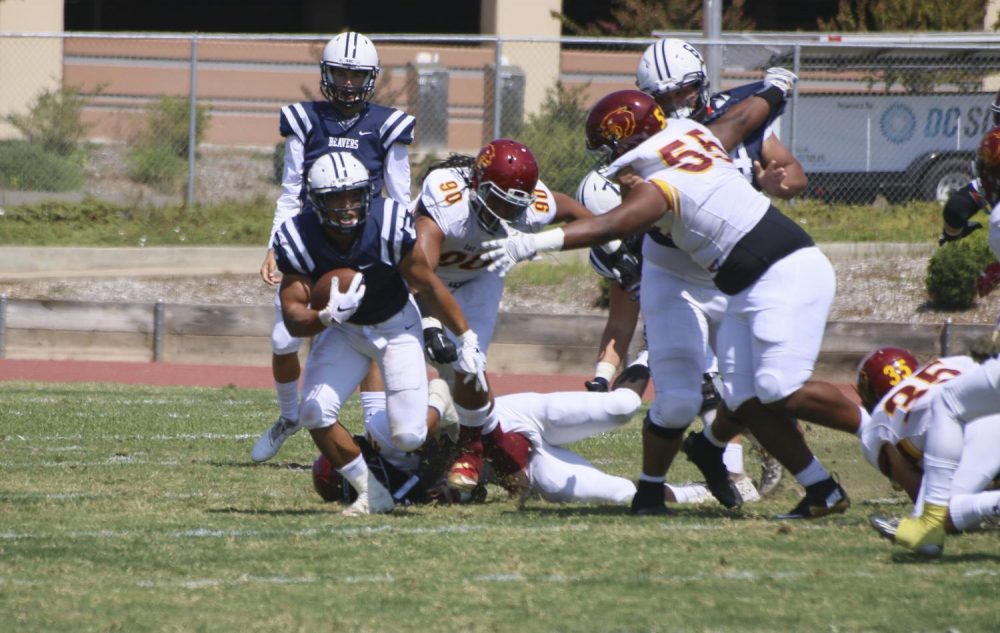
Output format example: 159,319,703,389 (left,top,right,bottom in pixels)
476,143,497,171
979,128,1000,166
600,106,637,142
